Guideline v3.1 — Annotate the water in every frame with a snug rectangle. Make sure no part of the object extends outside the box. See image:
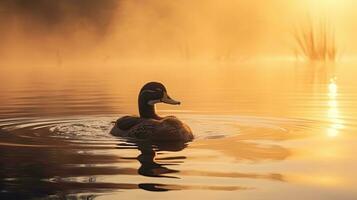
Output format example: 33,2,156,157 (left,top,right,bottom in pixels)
0,62,357,199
